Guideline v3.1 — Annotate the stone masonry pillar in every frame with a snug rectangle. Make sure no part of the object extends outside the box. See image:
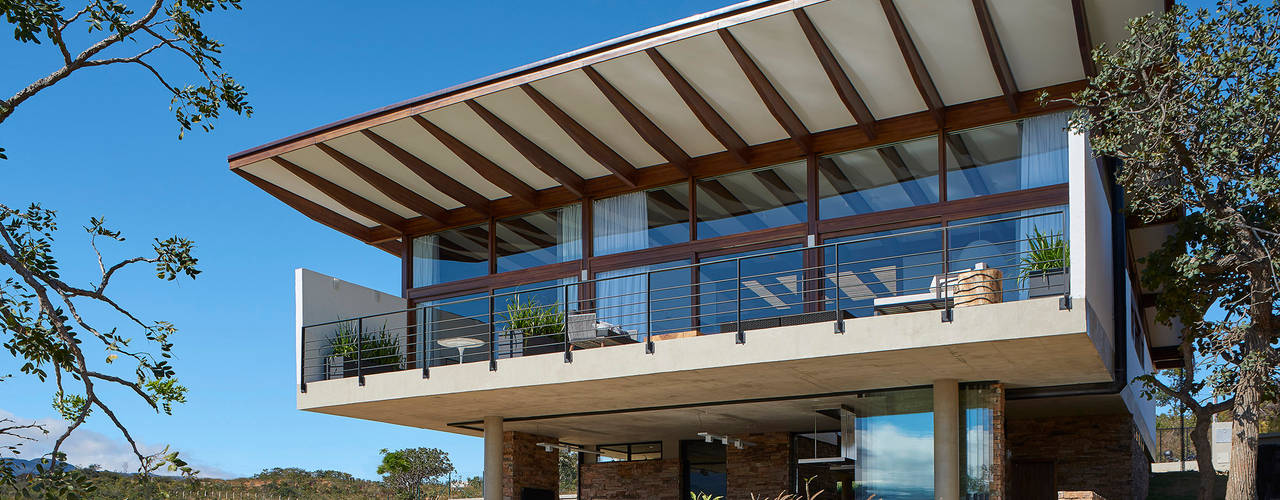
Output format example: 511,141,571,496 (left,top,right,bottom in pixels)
934,379,960,500
484,416,503,500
